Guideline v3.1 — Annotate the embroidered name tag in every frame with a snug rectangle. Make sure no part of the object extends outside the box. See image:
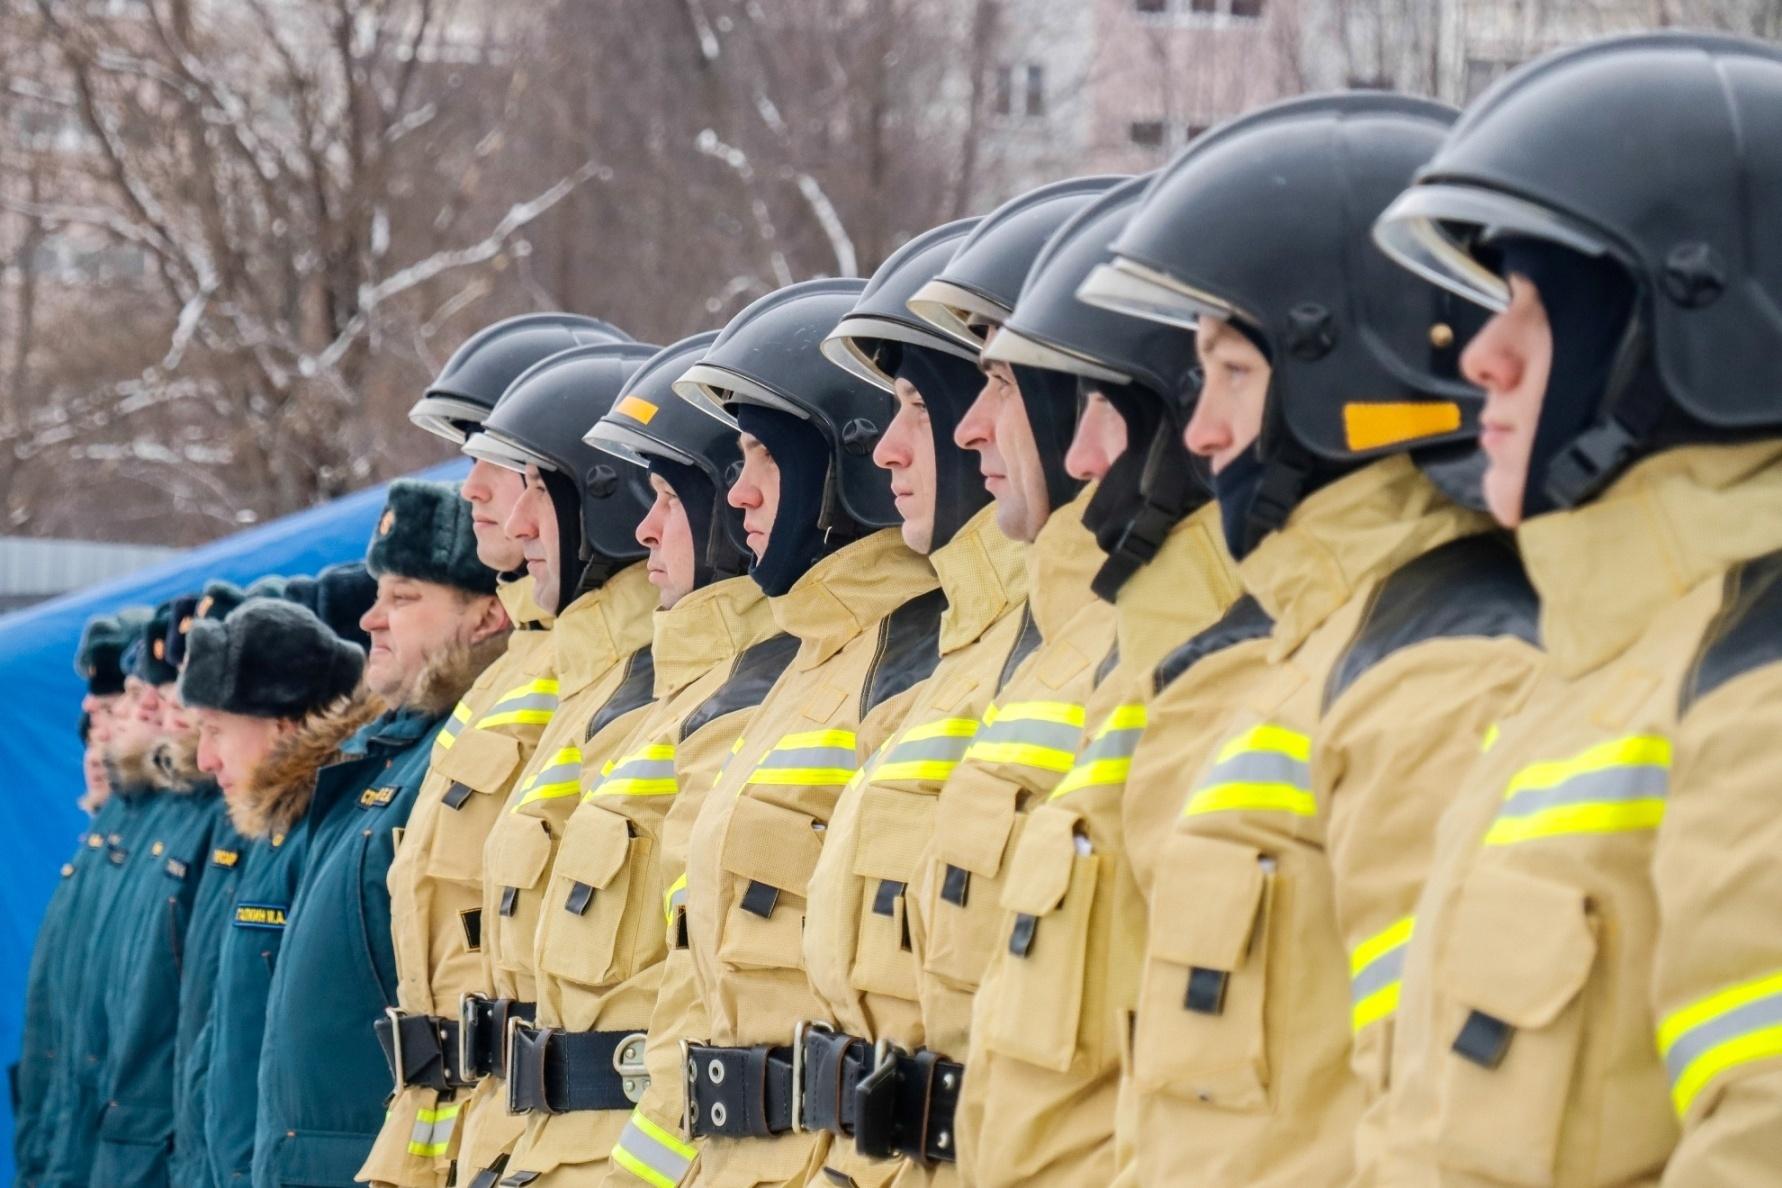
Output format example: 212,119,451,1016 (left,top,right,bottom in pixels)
233,903,287,930
165,858,188,879
359,785,398,809
212,848,240,868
